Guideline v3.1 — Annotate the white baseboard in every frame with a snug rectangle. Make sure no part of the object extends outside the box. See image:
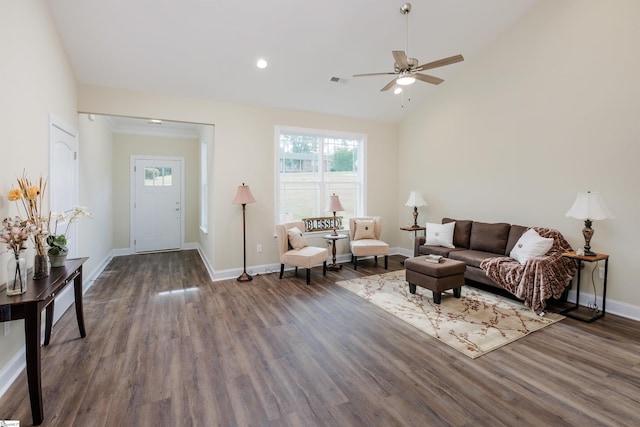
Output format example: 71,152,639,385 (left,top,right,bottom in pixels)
0,346,26,398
